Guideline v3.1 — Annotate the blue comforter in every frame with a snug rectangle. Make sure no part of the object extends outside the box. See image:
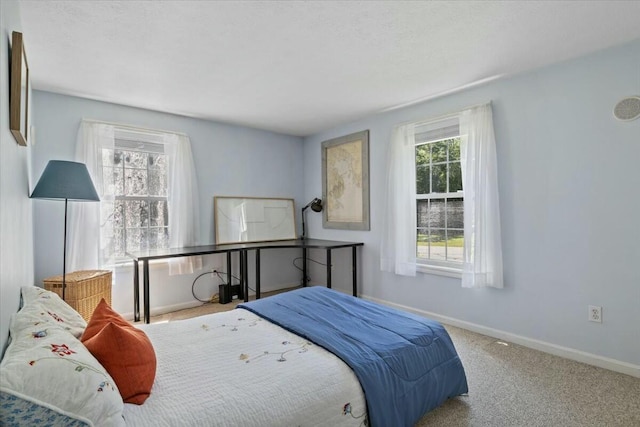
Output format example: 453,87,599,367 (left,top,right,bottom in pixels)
239,287,468,427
